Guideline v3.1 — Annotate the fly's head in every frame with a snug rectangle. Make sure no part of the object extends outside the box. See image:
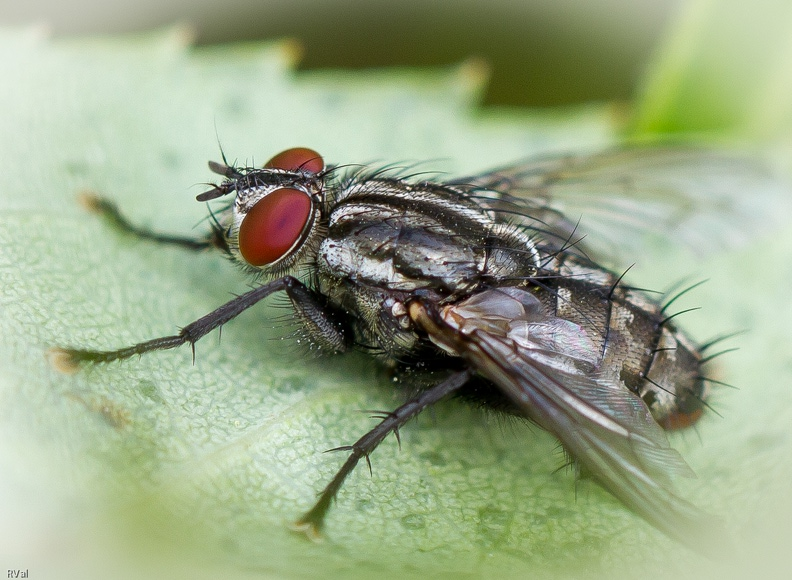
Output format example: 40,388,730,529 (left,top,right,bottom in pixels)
198,147,328,276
